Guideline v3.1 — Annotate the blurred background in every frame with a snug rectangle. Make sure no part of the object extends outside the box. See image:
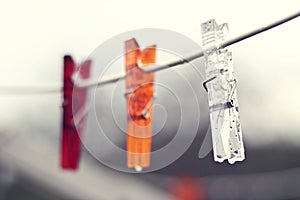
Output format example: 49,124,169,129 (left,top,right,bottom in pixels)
0,0,300,199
